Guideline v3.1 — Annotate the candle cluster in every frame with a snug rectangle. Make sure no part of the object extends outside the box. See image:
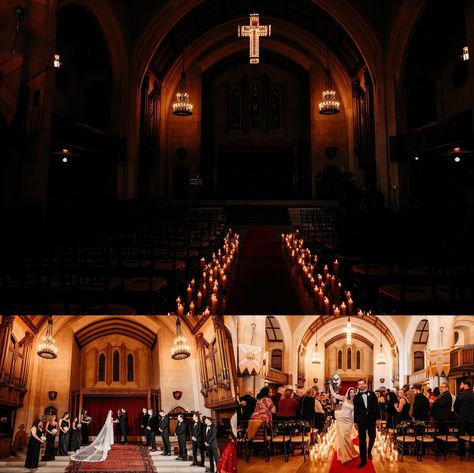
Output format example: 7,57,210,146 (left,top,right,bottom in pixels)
176,229,239,317
374,429,398,464
282,232,357,315
310,420,336,462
